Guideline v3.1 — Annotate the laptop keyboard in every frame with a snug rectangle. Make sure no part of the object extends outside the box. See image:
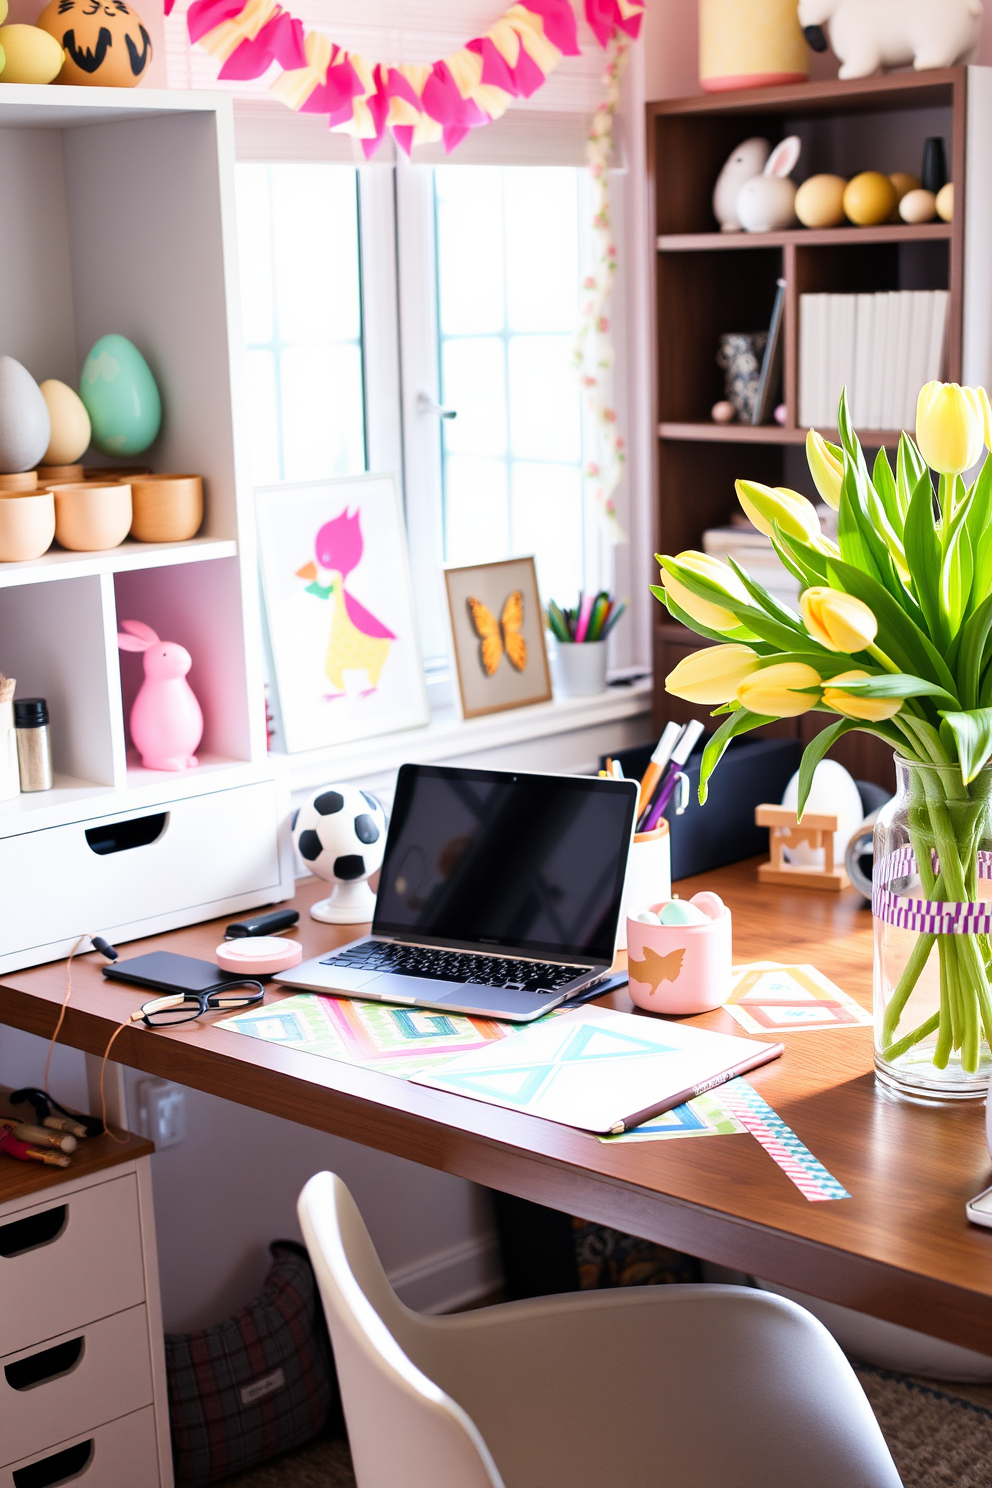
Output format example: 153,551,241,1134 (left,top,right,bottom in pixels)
319,943,585,994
